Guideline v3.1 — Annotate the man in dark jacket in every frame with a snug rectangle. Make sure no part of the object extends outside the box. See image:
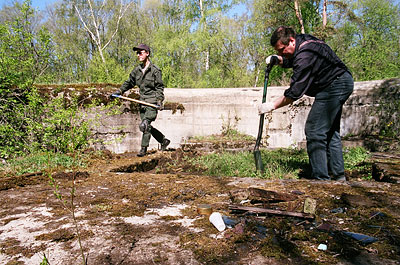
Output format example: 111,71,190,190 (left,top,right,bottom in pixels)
113,44,170,157
258,26,353,181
